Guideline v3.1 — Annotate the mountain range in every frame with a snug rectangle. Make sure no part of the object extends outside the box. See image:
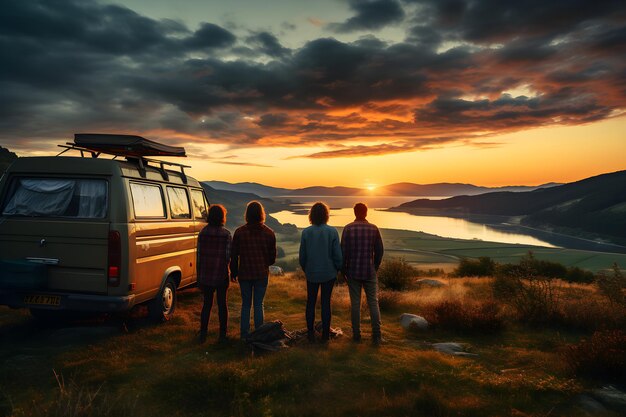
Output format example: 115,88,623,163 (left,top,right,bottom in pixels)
391,170,626,243
200,182,292,232
204,180,560,198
